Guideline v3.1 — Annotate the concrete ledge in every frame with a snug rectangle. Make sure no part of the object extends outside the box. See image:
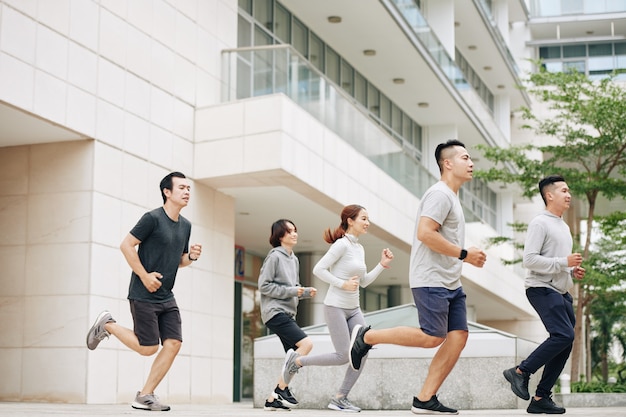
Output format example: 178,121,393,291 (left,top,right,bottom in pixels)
555,393,626,408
